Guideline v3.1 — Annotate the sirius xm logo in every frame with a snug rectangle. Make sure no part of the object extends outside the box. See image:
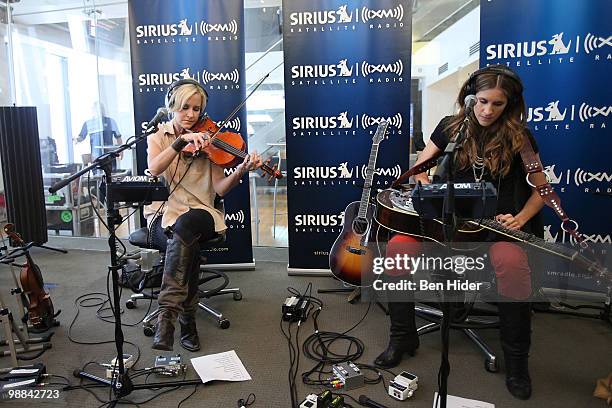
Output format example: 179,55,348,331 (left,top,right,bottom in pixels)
291,112,403,136
201,68,241,90
545,224,611,247
542,164,611,194
293,163,401,187
137,67,198,93
134,18,239,44
294,211,345,233
289,58,404,87
527,100,610,131
291,111,358,136
288,3,405,33
486,31,611,66
225,210,246,229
